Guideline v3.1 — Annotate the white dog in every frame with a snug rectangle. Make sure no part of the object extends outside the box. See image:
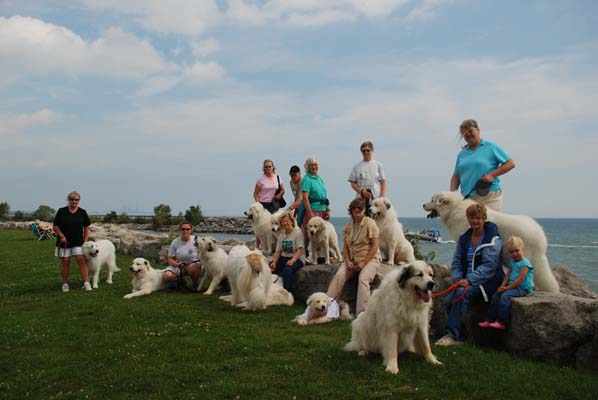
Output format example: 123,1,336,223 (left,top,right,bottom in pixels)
194,236,228,295
423,191,559,292
344,261,442,374
123,258,169,299
82,239,120,289
293,292,352,325
220,274,294,307
223,245,272,311
369,197,416,265
307,216,342,265
244,202,276,254
270,209,287,240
